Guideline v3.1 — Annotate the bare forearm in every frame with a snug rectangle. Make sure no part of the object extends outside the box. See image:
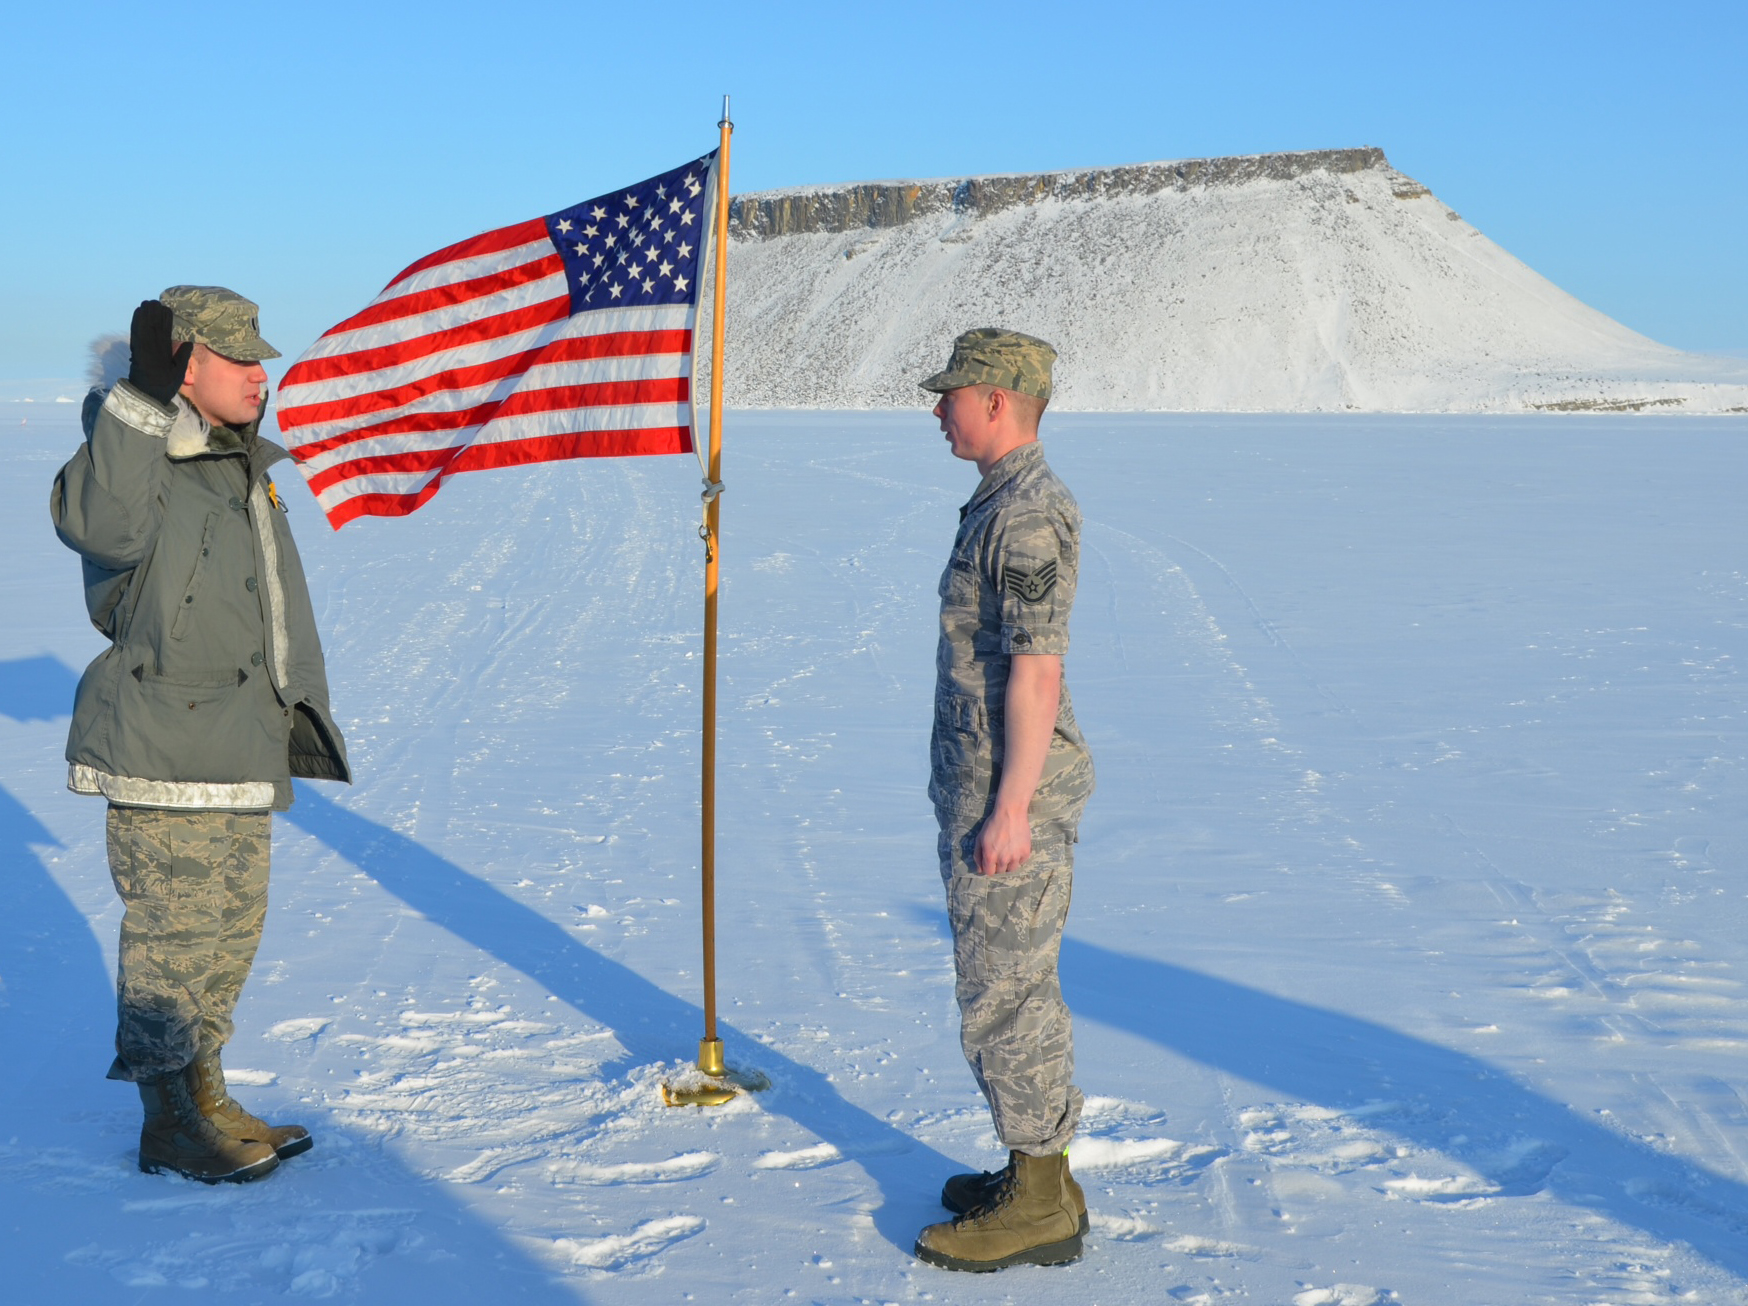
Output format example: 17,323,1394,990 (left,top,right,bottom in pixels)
995,654,1061,813
975,654,1061,874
